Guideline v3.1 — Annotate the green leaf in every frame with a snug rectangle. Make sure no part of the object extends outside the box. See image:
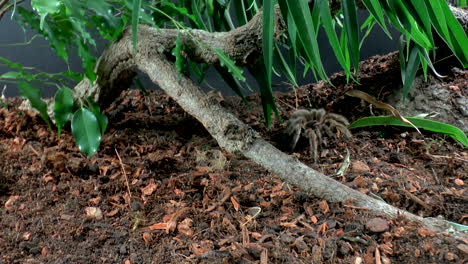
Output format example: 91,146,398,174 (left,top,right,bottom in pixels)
342,0,360,70
262,0,276,126
54,87,75,137
349,116,468,147
401,44,420,102
71,108,102,156
172,32,184,78
0,71,23,79
132,0,143,53
284,0,328,82
214,49,245,81
86,99,108,135
31,0,62,30
318,0,351,76
18,81,52,129
361,0,393,39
